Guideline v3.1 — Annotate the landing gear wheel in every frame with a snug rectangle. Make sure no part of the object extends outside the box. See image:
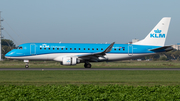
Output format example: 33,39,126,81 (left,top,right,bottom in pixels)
84,63,91,68
25,65,29,68
86,64,91,68
24,61,29,68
